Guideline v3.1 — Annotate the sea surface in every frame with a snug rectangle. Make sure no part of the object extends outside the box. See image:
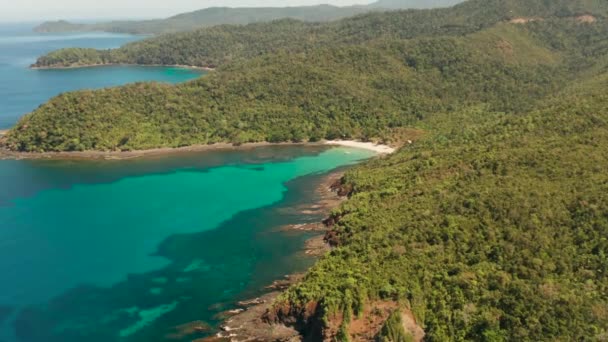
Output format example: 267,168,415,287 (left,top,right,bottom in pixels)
0,23,376,342
0,23,203,129
0,146,374,342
